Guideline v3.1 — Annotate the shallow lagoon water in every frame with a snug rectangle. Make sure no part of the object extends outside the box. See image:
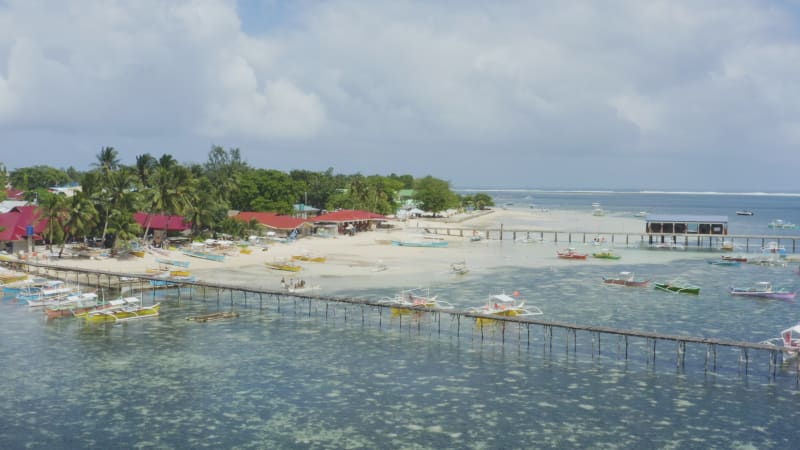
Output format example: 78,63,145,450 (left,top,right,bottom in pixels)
2,253,800,449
